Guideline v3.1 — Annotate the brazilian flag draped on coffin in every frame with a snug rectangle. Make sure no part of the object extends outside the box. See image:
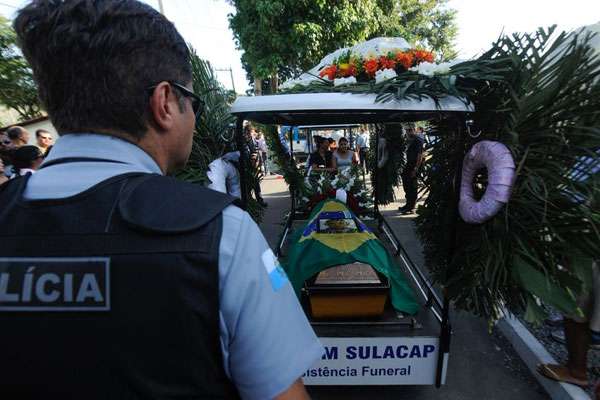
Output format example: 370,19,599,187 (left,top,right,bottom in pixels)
283,199,418,315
